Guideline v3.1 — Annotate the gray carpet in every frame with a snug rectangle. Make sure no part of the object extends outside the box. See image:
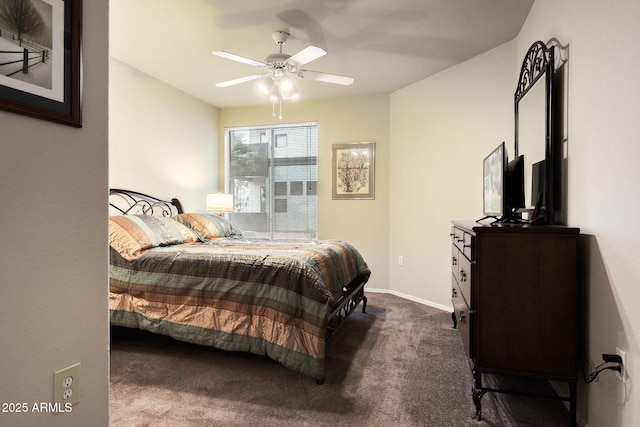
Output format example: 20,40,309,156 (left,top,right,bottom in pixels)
110,293,570,426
